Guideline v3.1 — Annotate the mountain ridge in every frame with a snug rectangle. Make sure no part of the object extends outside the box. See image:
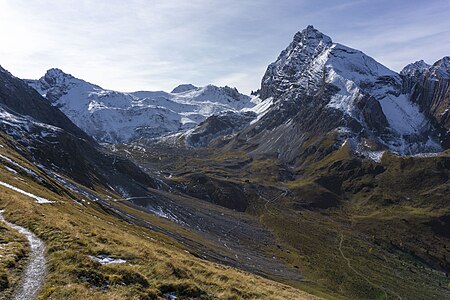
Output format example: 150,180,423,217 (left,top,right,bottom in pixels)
26,69,254,143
